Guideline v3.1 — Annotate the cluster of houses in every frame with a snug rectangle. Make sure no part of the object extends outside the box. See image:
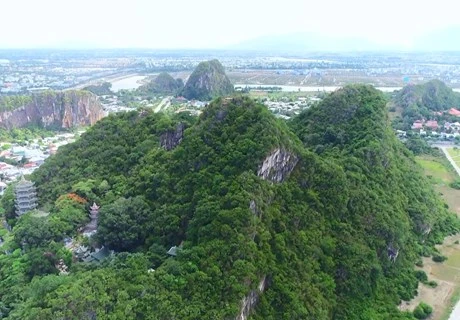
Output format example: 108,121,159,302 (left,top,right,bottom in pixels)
264,97,315,120
410,119,460,139
0,132,82,193
100,95,134,113
100,94,208,115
